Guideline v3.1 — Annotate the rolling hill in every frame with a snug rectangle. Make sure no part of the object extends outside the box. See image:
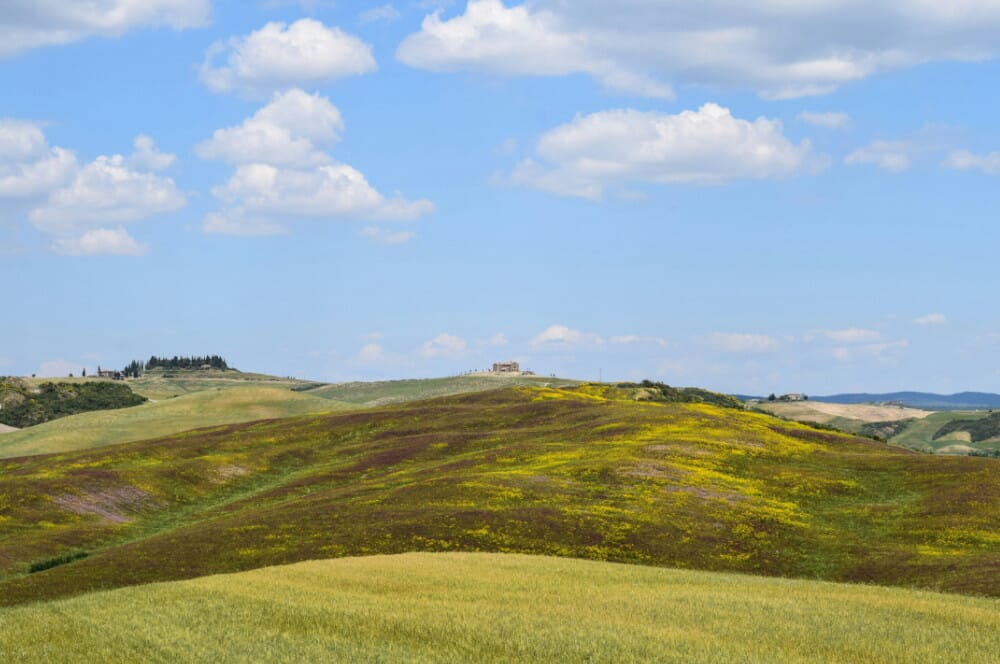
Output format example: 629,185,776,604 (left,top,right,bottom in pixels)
755,400,932,433
1,553,997,663
2,385,998,608
299,374,579,406
0,378,147,428
754,400,1000,455
813,391,1000,410
0,386,346,458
